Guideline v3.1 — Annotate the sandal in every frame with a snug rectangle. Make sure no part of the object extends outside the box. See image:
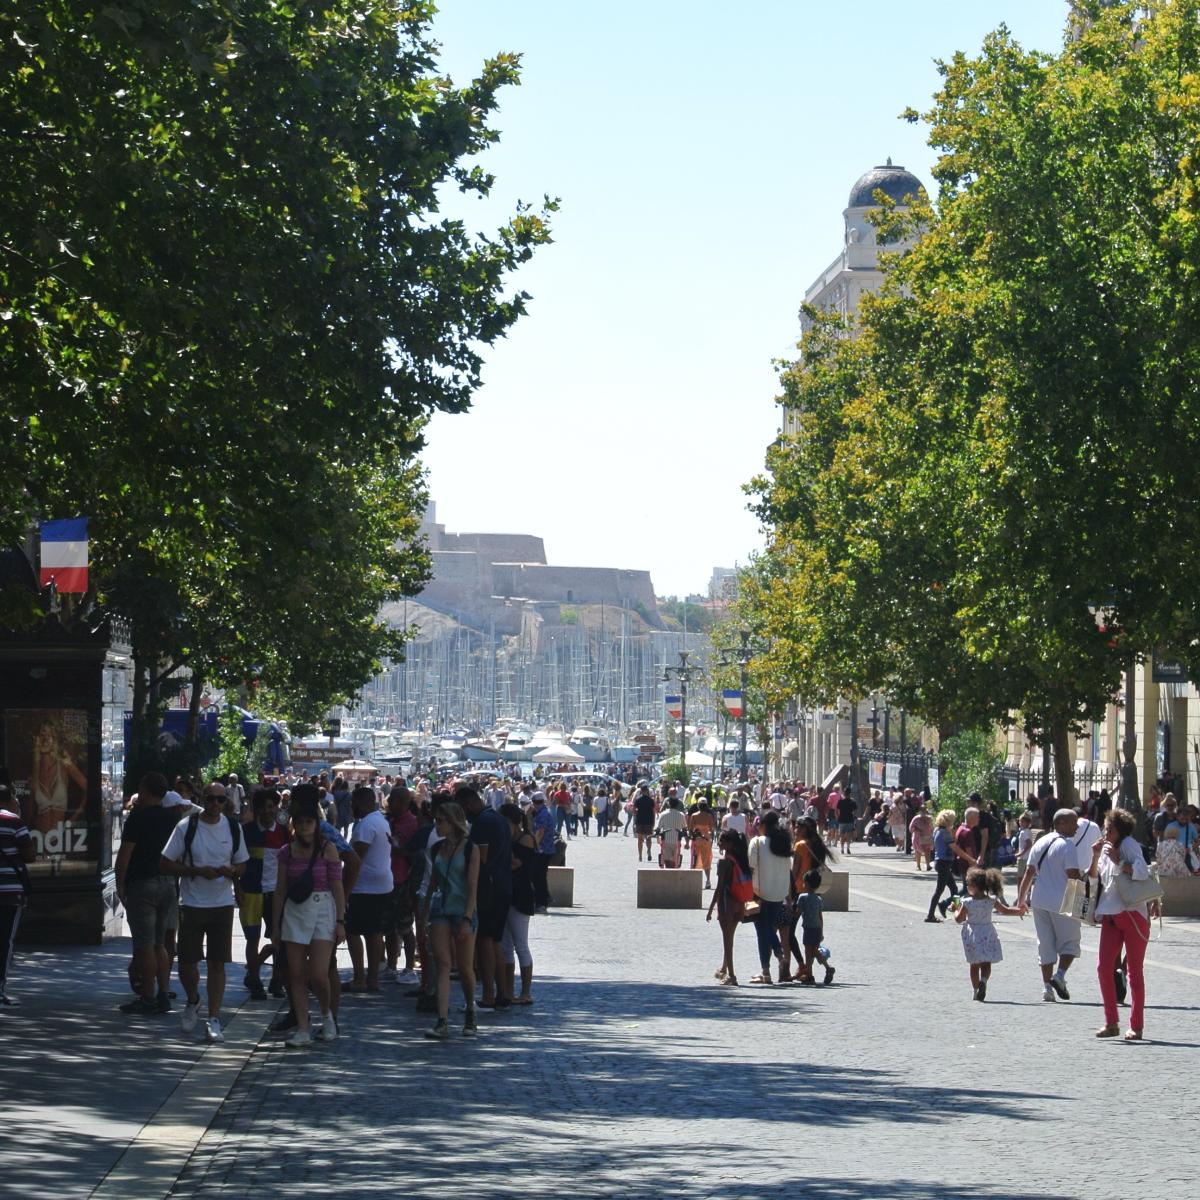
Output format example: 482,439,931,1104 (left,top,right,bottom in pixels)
714,967,727,980
718,975,739,987
1124,1029,1143,1041
748,972,773,985
1094,1025,1120,1038
513,996,534,1005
